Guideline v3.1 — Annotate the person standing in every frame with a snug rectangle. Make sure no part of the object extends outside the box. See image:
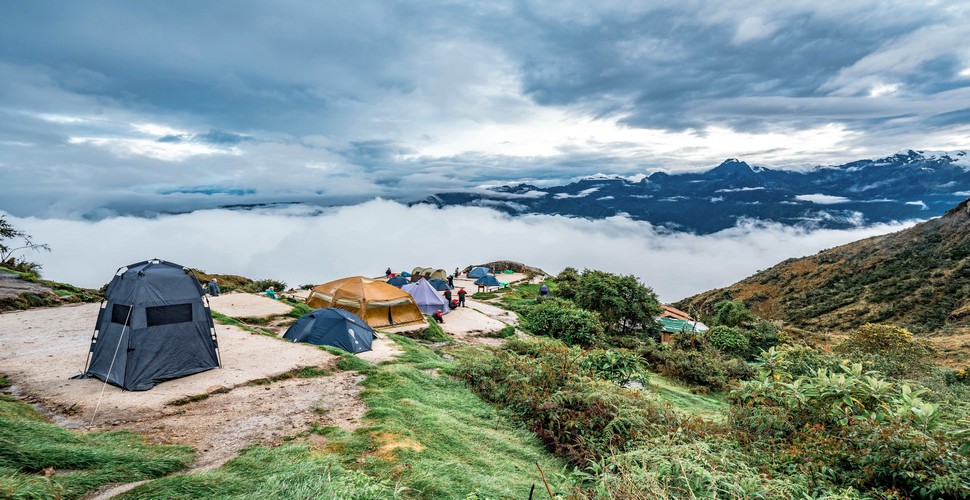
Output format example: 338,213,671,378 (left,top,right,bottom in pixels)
457,287,467,307
444,288,452,304
454,267,460,277
208,278,220,296
385,267,392,278
447,274,454,288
